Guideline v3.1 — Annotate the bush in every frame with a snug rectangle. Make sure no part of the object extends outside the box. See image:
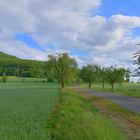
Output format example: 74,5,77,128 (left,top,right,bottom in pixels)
2,75,8,83
42,80,46,83
47,77,54,82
